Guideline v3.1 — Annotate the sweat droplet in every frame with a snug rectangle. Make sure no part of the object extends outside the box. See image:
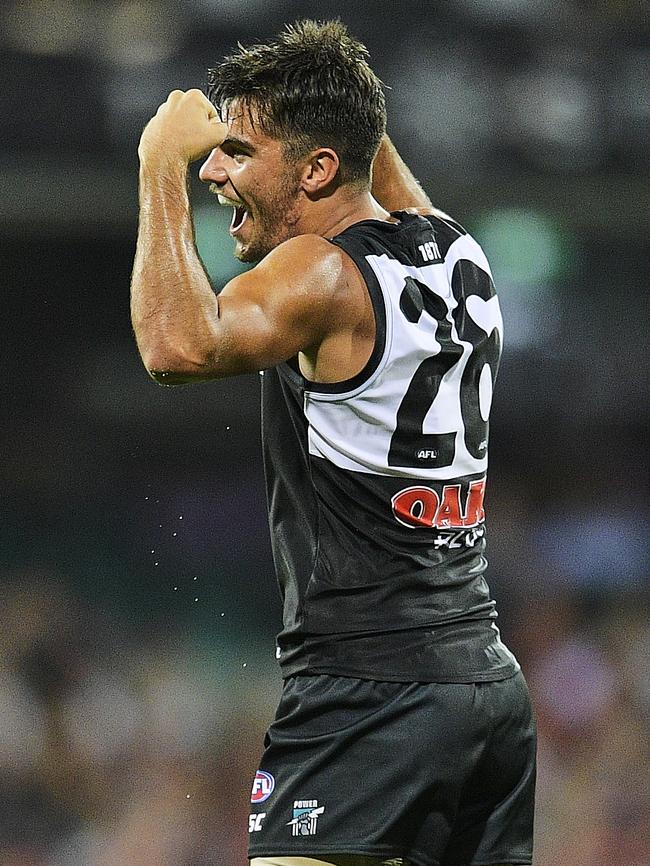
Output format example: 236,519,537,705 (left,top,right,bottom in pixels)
194,597,199,602
242,663,247,668
172,532,177,537
154,562,159,566
186,794,191,799
179,515,183,520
